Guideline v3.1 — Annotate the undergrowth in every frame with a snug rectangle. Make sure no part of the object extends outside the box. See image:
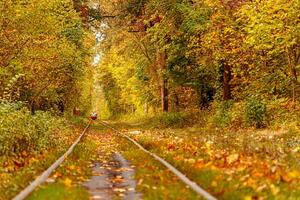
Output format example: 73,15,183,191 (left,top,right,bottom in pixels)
0,103,69,157
114,112,194,129
209,98,300,130
0,102,81,200
113,98,300,131
149,112,190,128
125,126,300,200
